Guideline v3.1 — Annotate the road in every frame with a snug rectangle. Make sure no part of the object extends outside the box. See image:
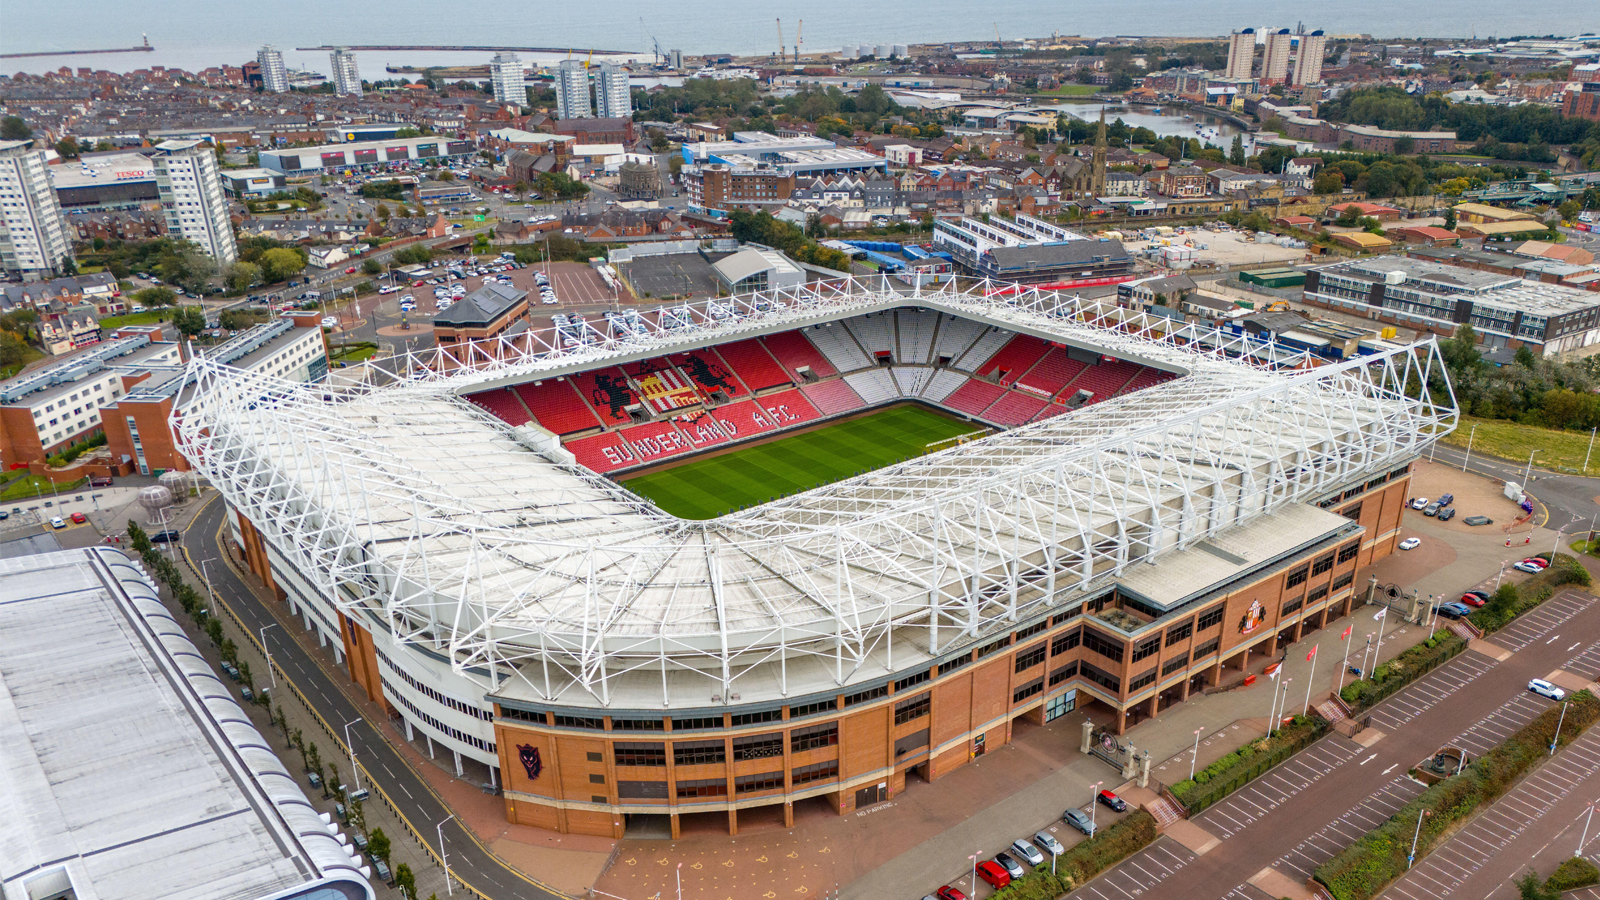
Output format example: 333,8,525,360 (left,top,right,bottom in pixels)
182,495,567,900
1063,588,1600,900
1424,440,1600,532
